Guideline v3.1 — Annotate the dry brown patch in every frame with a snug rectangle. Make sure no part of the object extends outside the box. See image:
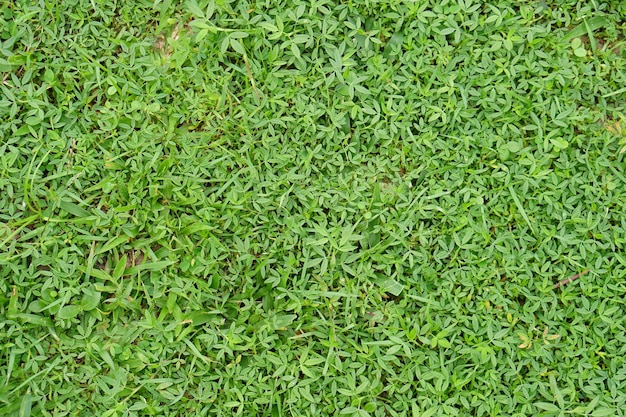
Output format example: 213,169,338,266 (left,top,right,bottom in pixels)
604,118,626,153
125,249,145,268
606,119,622,136
153,23,193,59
